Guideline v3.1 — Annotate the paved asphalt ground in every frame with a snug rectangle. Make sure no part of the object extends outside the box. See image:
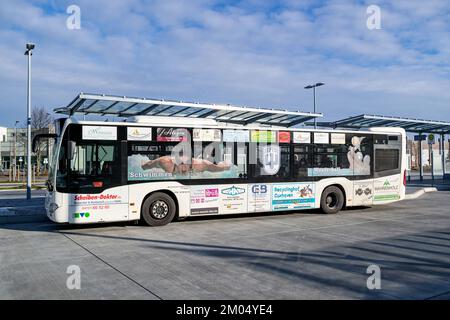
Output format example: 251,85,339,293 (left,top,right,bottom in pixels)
0,191,449,300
